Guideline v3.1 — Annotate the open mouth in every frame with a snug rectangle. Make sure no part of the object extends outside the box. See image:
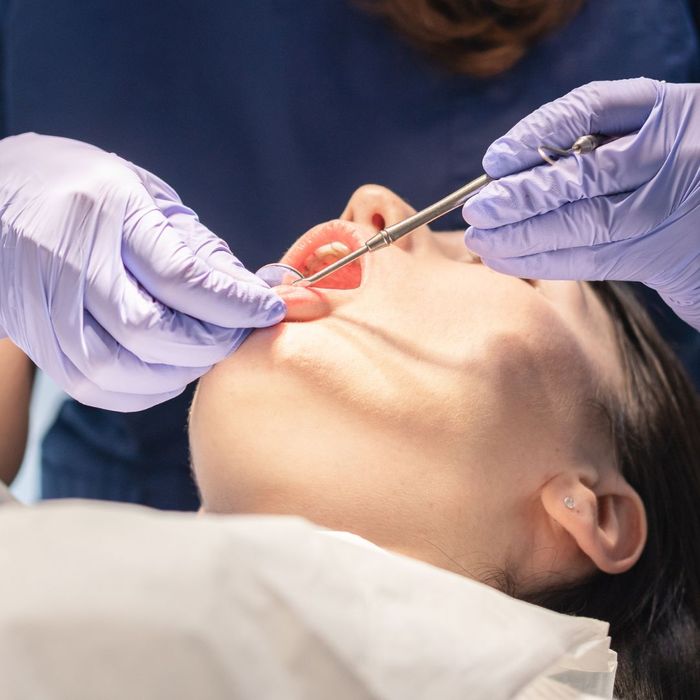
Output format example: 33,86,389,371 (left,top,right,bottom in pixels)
279,220,366,289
